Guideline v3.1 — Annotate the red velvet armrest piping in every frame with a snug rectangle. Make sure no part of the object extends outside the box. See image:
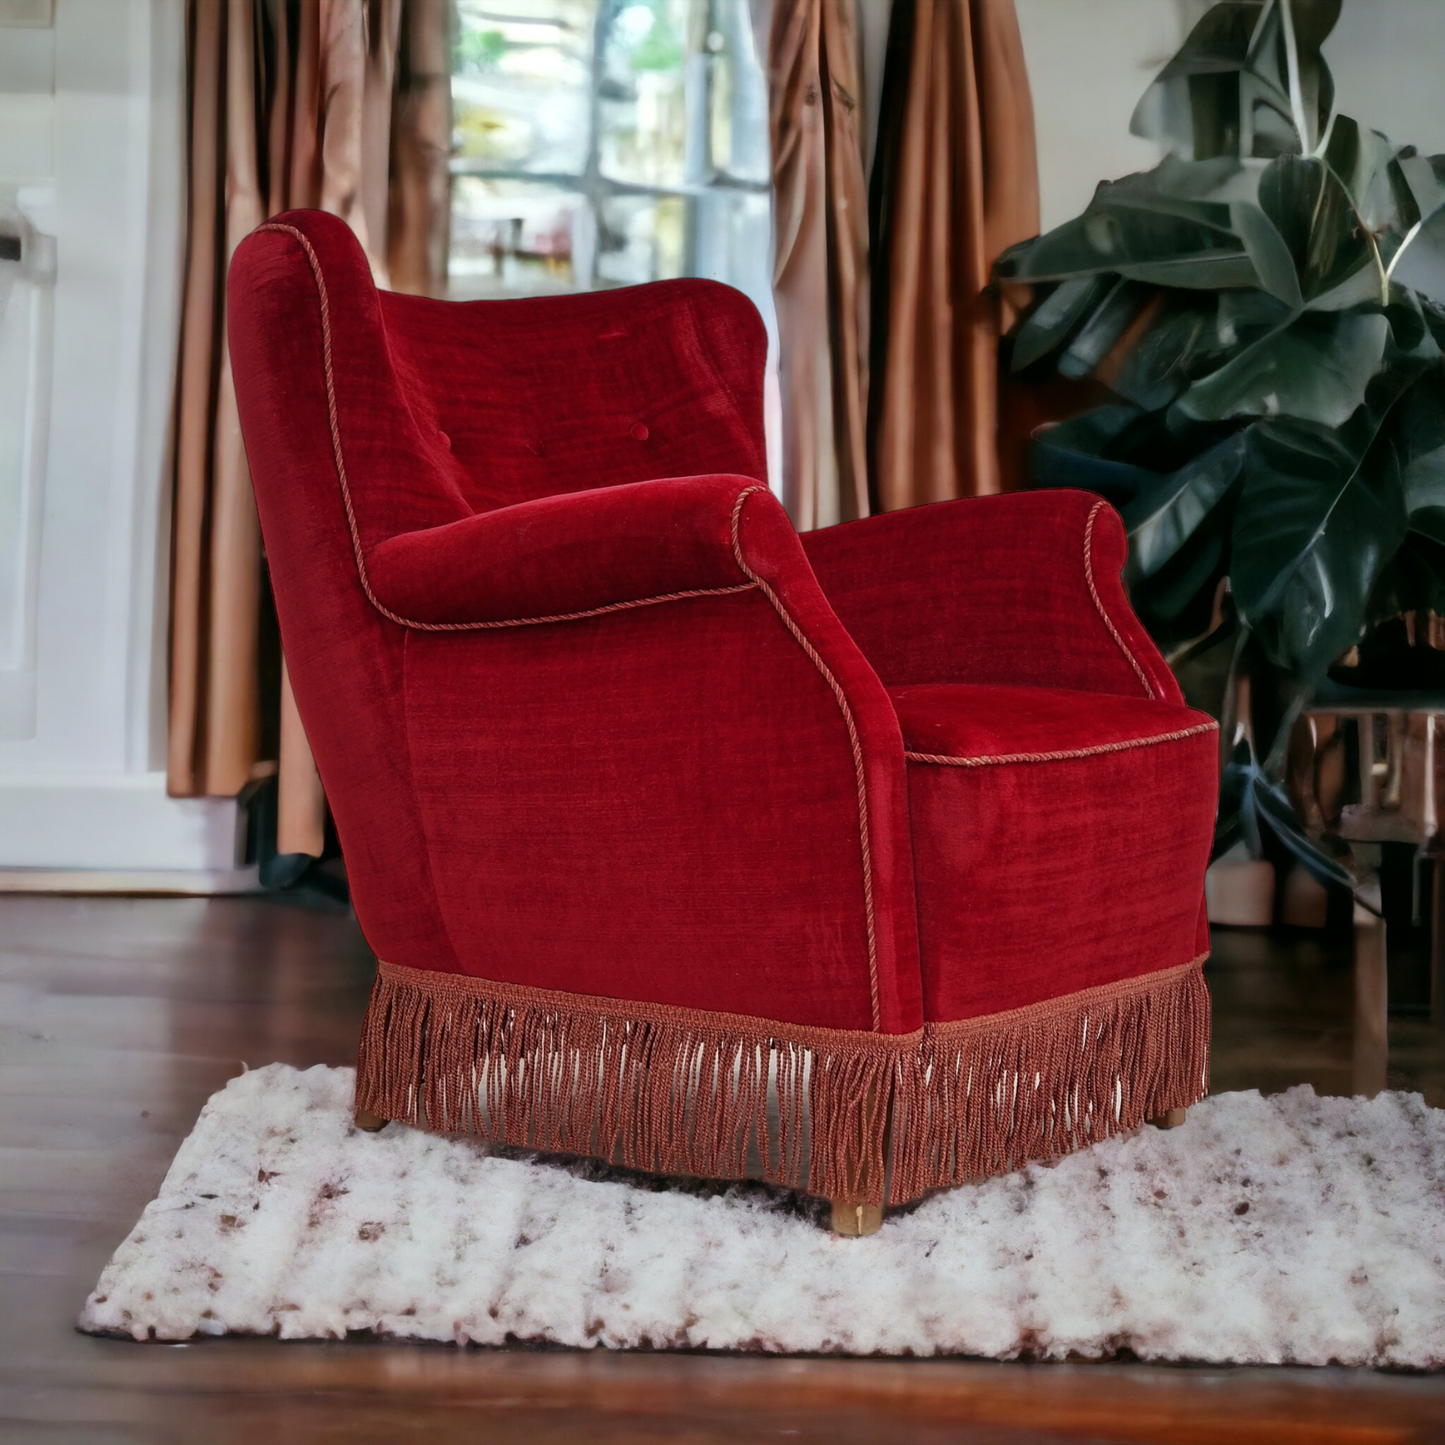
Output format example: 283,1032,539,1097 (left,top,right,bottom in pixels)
365,474,780,627
799,490,1182,703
